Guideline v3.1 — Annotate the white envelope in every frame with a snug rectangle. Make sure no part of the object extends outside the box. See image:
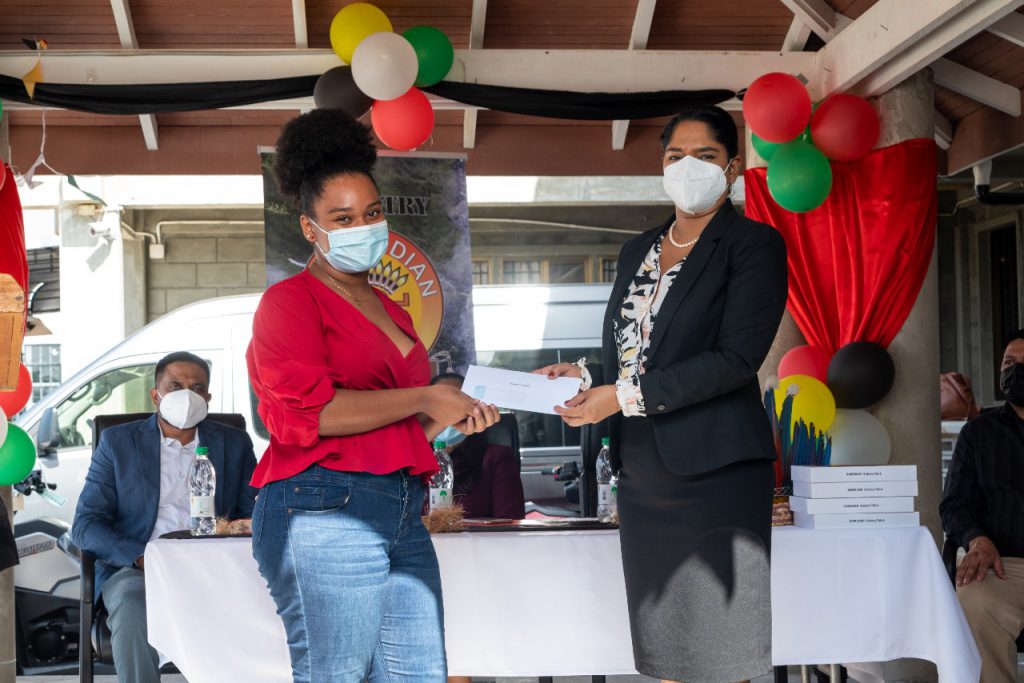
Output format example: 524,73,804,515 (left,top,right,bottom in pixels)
463,365,582,415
